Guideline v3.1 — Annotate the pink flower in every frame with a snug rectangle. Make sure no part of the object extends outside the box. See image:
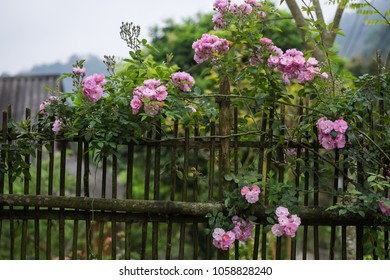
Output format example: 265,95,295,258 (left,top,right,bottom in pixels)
39,96,59,115
271,224,284,237
258,11,266,18
213,0,228,12
284,222,298,237
289,214,301,226
335,133,346,149
333,118,348,134
155,85,168,101
245,191,259,204
212,12,226,30
144,78,161,88
320,72,329,79
192,34,229,64
82,74,106,102
170,71,195,92
131,79,168,116
212,228,235,250
260,38,272,45
92,73,106,86
241,185,261,204
379,200,390,216
232,216,253,242
72,66,86,75
241,186,250,196
275,206,289,217
278,216,289,226
52,119,62,134
320,134,337,150
267,56,279,66
318,120,334,134
271,207,301,238
307,57,318,66
251,184,260,193
130,96,143,115
238,3,253,14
